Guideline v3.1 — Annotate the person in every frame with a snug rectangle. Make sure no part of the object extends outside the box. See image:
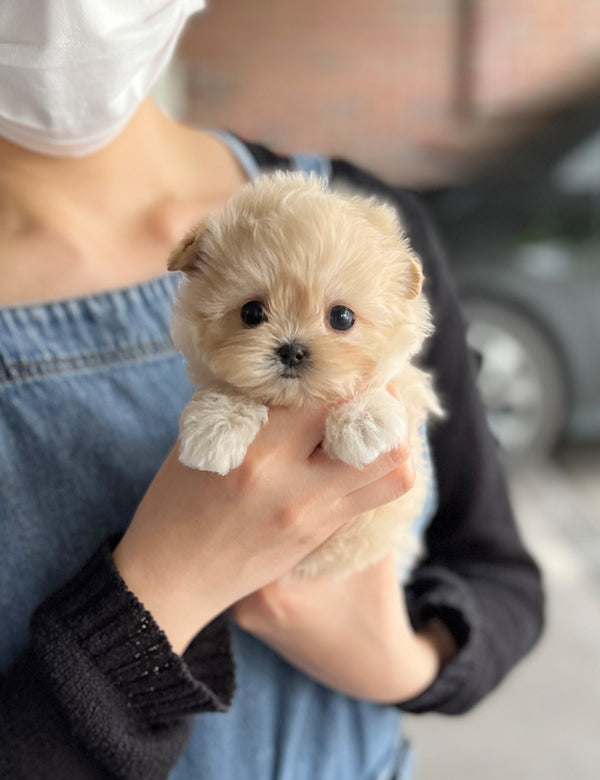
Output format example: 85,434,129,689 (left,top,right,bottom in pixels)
0,2,544,778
